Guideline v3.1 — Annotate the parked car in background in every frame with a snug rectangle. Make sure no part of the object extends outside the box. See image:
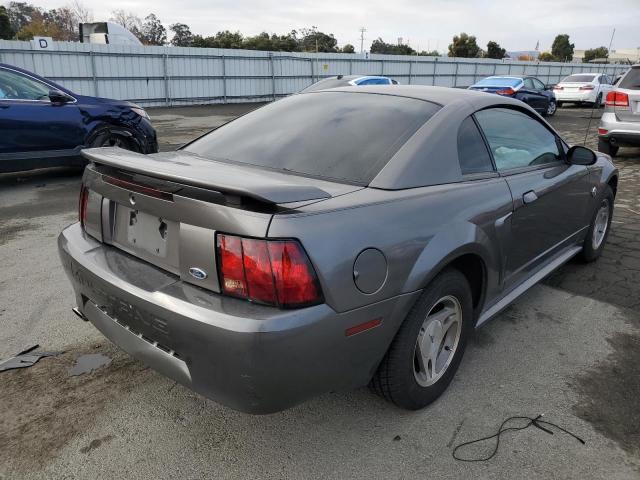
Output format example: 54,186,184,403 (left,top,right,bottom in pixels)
468,76,557,116
0,63,158,173
300,75,398,93
598,64,640,156
553,73,615,107
60,85,617,414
